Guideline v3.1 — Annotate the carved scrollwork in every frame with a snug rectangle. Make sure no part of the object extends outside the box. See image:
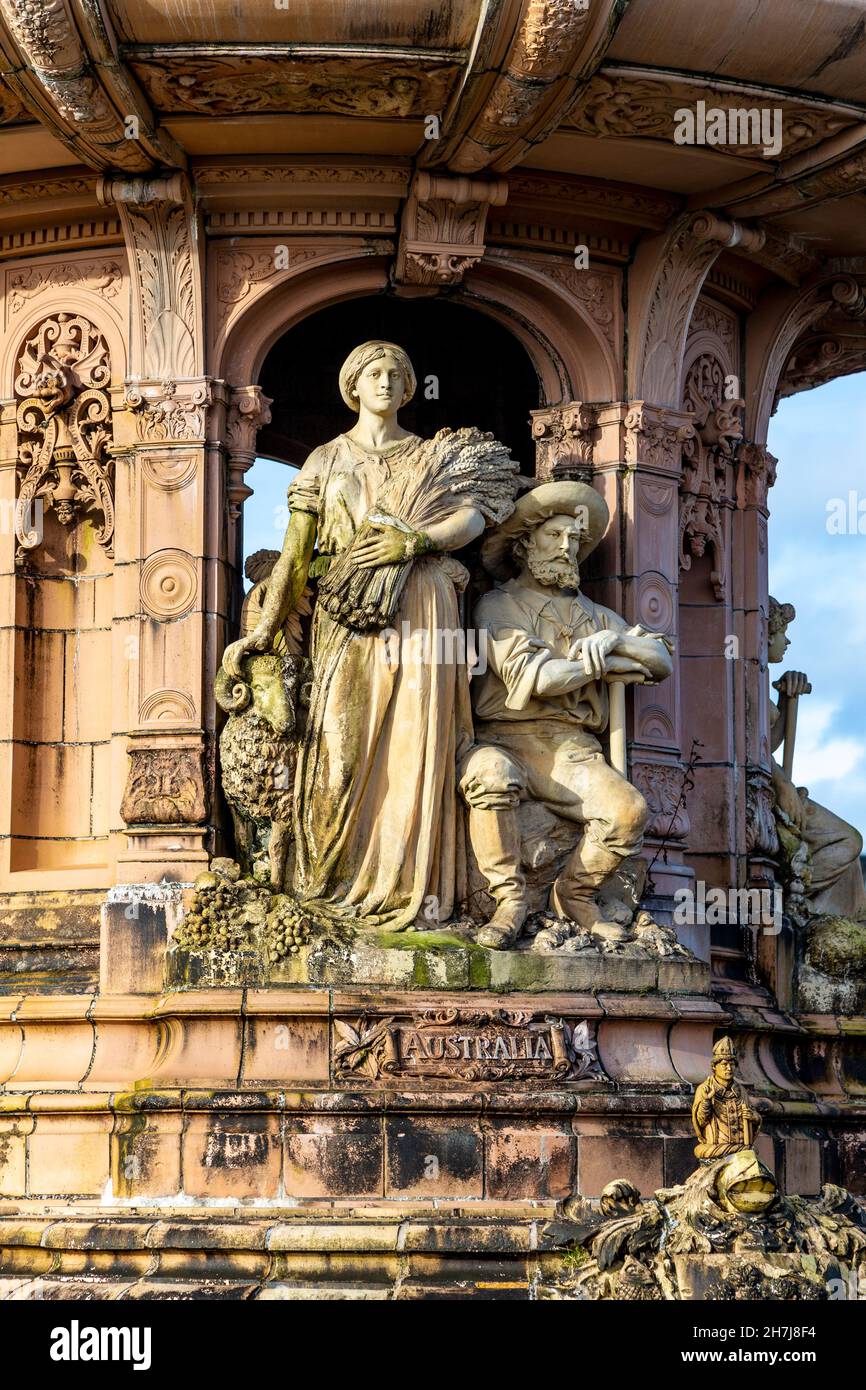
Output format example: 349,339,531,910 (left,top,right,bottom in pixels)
13,314,115,560
632,762,690,842
332,1009,604,1084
